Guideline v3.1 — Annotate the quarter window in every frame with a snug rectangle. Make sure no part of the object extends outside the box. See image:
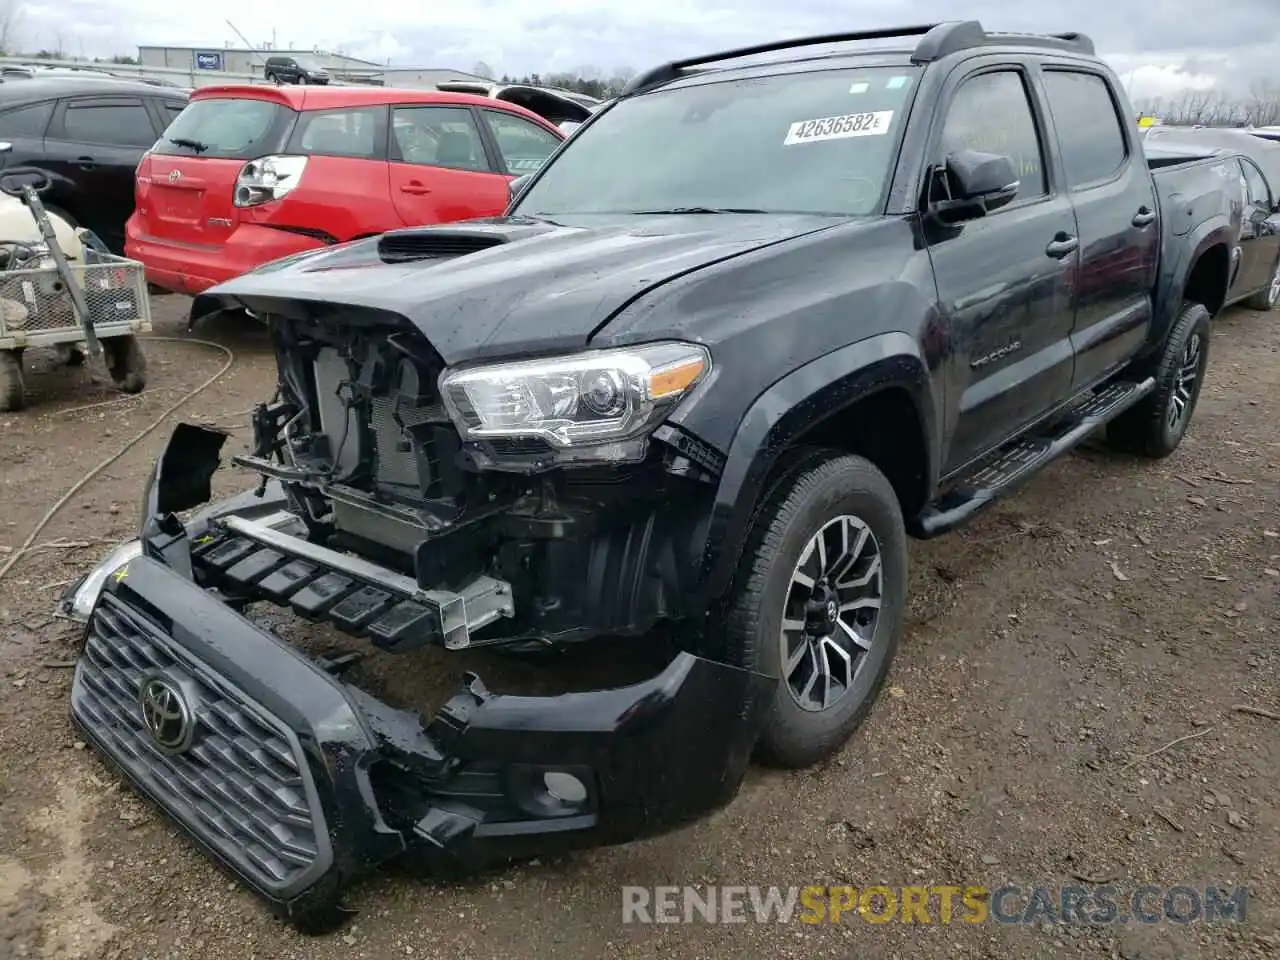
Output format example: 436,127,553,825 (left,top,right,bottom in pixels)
60,101,156,147
1042,71,1128,188
938,70,1047,202
0,101,54,139
288,107,383,159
